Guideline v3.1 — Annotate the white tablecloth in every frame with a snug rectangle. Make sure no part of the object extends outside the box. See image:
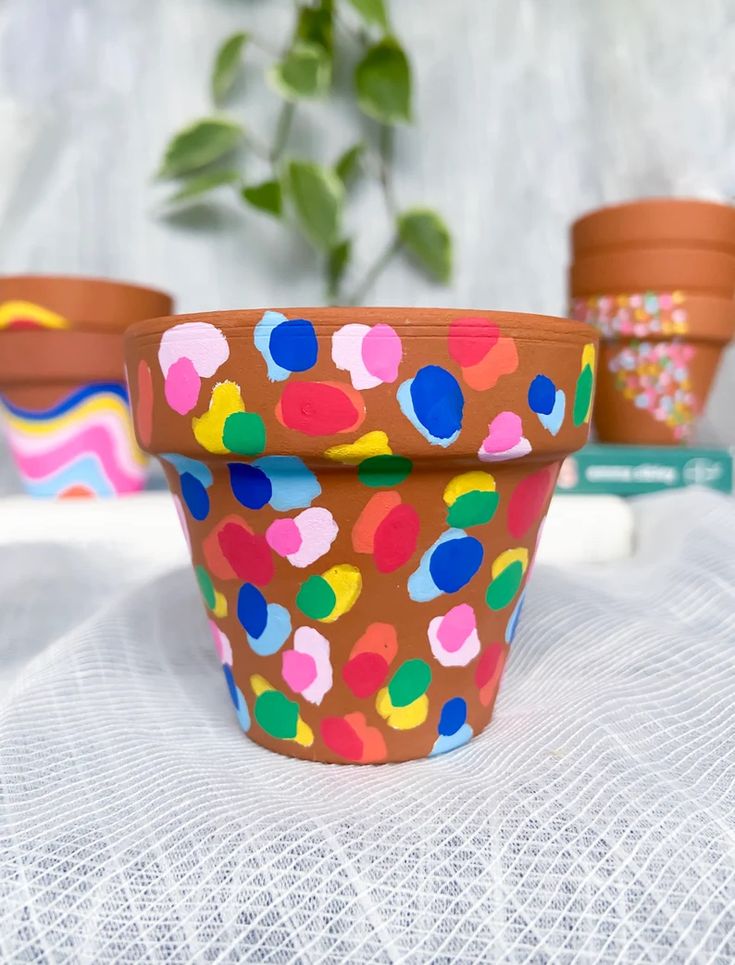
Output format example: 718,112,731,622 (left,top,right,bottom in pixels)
1,489,734,963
